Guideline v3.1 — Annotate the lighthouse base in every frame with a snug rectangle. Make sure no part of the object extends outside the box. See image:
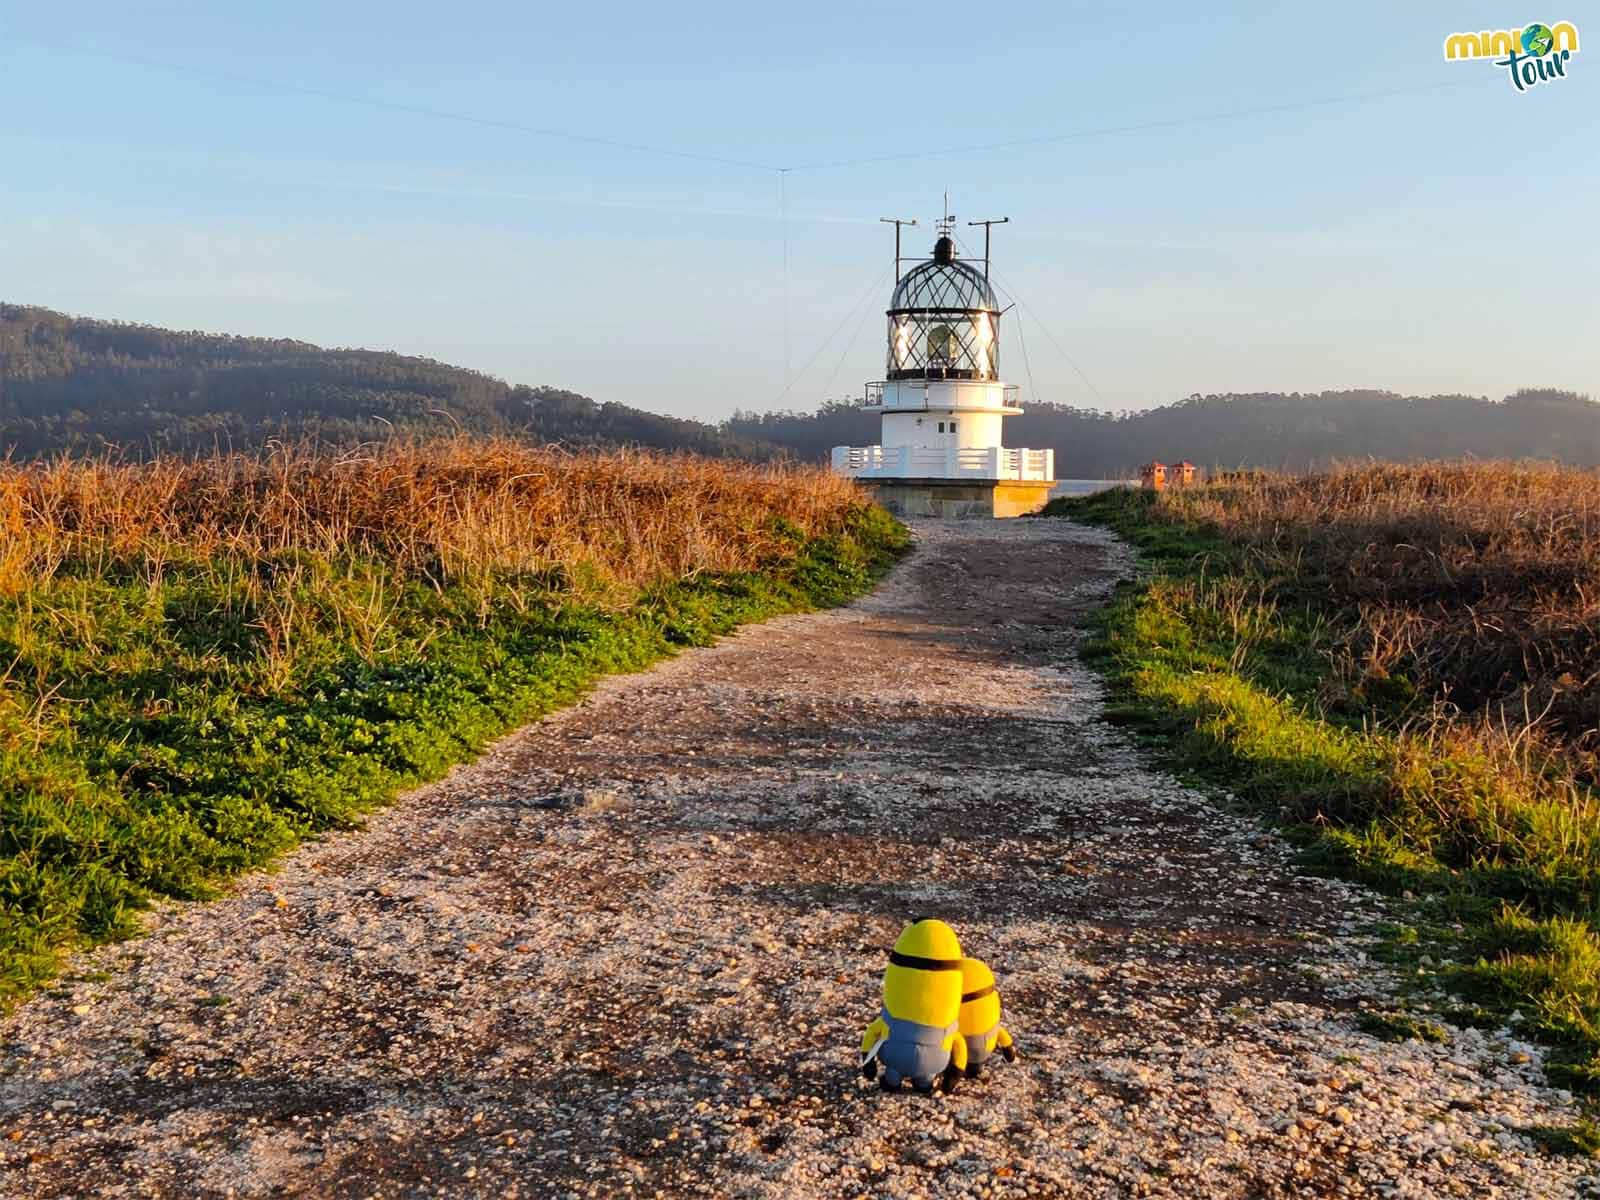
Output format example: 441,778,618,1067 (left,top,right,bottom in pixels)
859,478,1056,520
